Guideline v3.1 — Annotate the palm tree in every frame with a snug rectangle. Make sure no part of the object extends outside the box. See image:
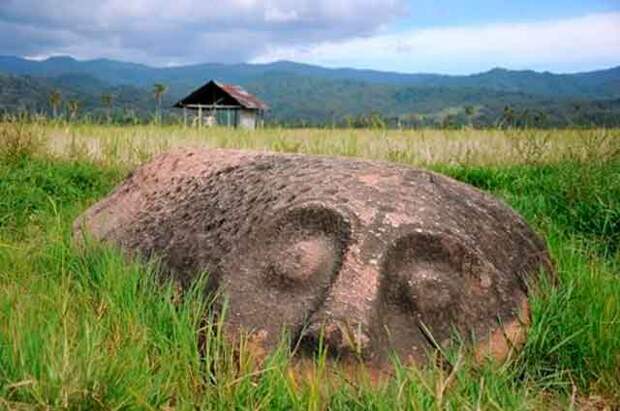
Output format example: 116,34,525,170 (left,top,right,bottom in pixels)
101,93,114,123
152,83,168,123
464,105,475,127
500,105,515,128
49,89,62,119
66,100,80,122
